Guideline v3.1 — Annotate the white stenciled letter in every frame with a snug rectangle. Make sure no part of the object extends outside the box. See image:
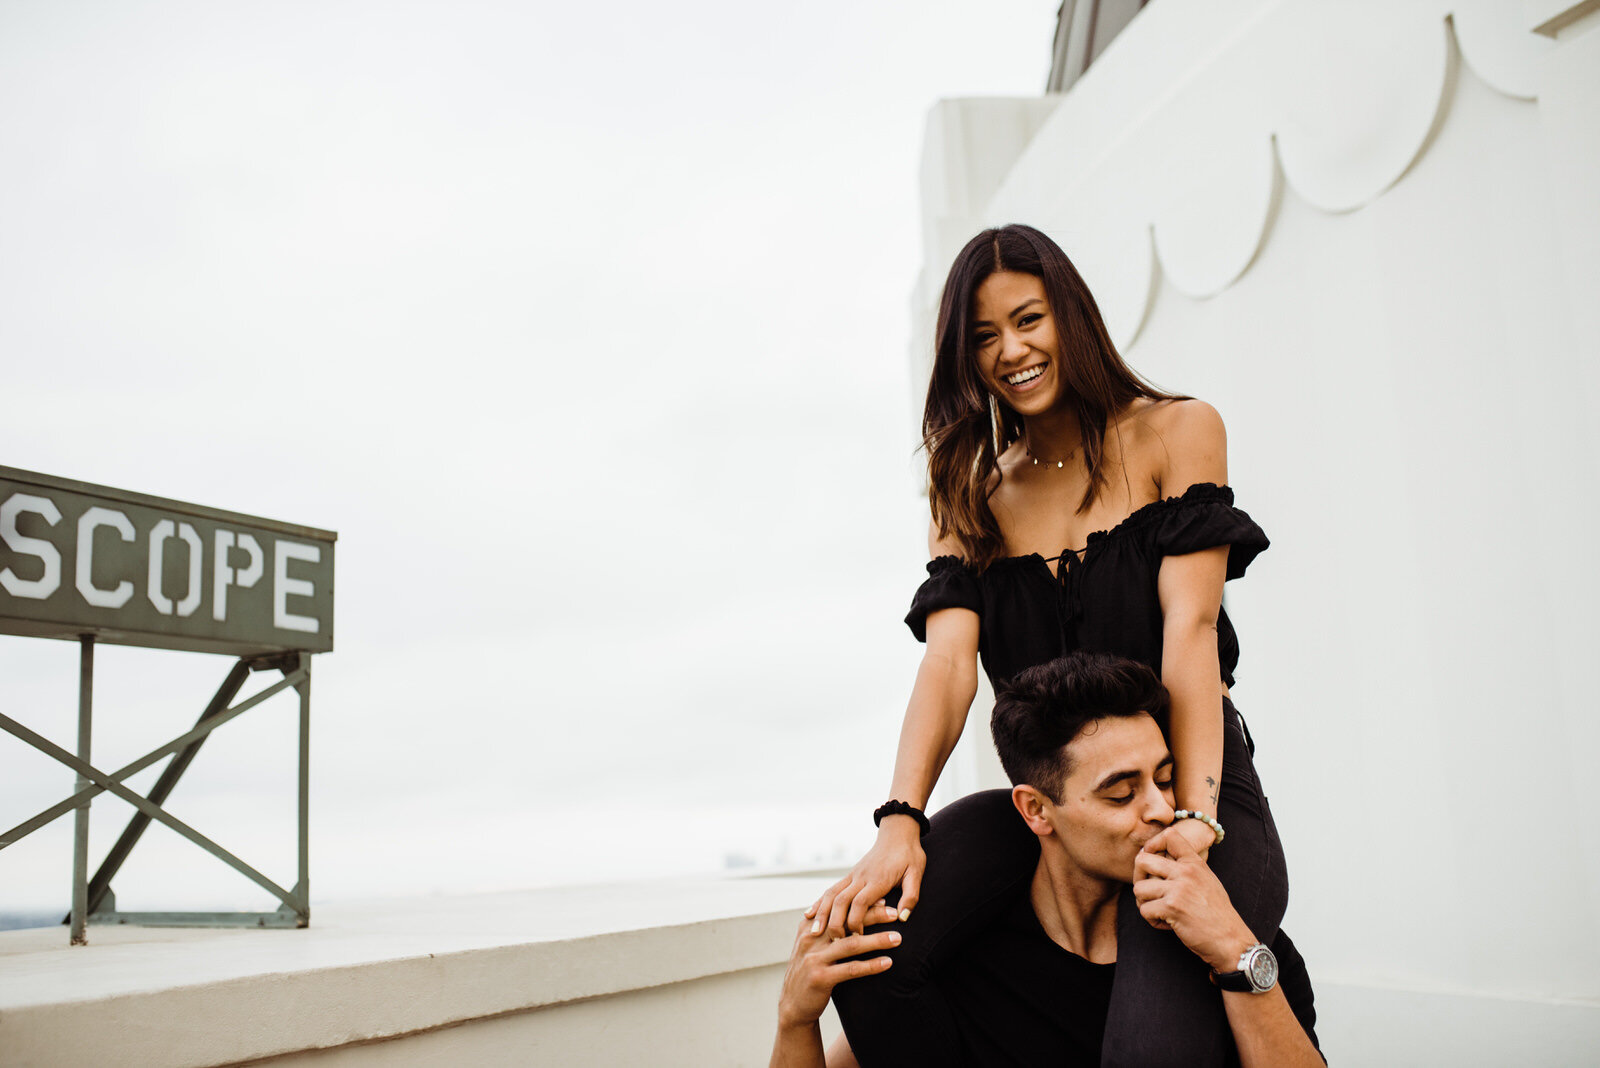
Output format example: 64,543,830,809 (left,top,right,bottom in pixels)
0,493,63,600
212,530,265,622
273,540,320,633
147,519,204,617
76,507,136,608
